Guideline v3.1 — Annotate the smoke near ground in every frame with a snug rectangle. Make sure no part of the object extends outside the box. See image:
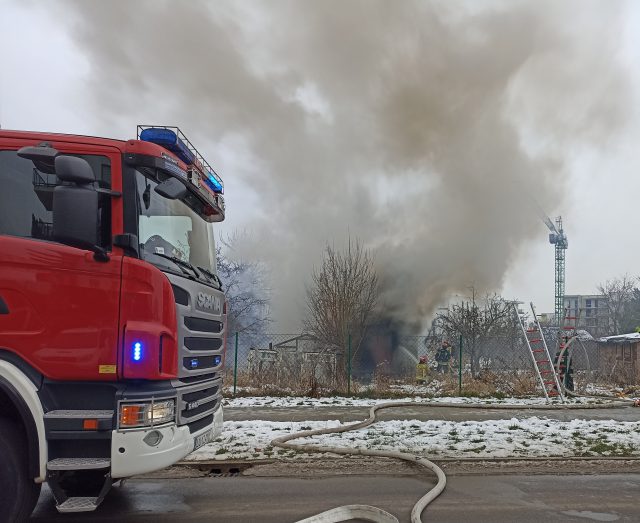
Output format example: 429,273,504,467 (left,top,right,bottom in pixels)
47,0,631,331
